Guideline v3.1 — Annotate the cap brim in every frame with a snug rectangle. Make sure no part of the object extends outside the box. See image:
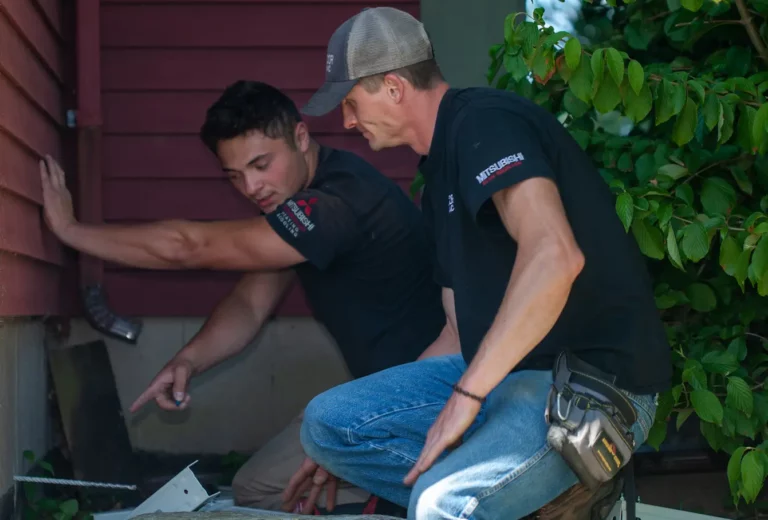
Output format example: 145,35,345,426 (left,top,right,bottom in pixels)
300,79,357,117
